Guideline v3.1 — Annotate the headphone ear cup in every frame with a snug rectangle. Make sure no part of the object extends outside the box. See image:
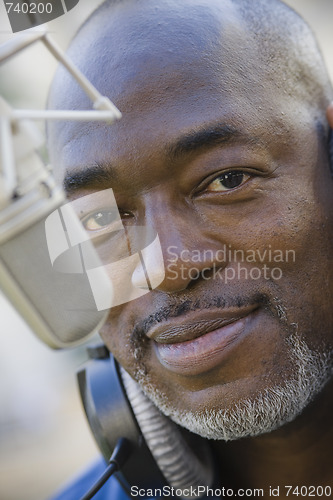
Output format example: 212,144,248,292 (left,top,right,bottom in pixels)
78,350,216,499
78,350,167,494
120,366,215,498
